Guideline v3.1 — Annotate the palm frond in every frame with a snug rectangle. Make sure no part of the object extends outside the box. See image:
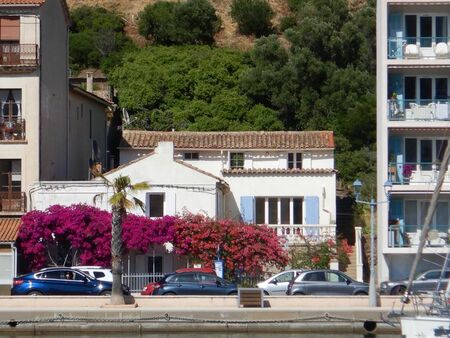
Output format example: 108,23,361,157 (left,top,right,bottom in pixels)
130,181,149,191
132,197,146,212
